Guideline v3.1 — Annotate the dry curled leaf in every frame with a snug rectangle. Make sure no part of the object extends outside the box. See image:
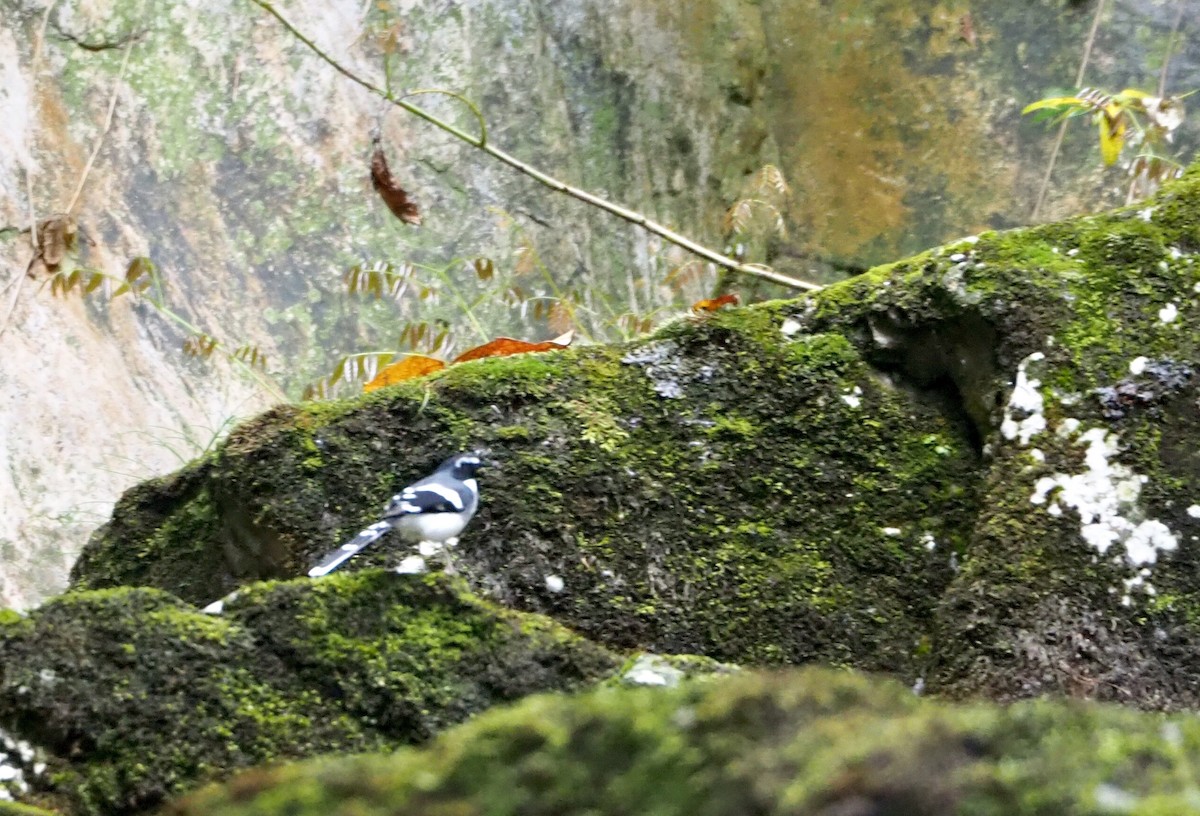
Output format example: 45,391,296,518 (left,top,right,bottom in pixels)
183,333,219,359
370,137,422,226
473,258,495,281
38,215,77,271
364,354,445,391
691,293,739,313
452,332,573,364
